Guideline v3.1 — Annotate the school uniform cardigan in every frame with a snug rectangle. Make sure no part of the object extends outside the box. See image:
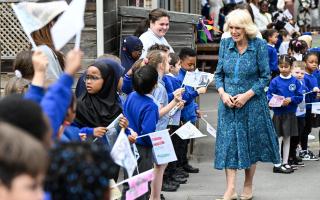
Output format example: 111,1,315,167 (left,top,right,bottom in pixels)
121,74,133,95
267,44,279,73
162,74,176,102
124,91,159,147
304,72,319,109
267,75,303,115
24,73,73,139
